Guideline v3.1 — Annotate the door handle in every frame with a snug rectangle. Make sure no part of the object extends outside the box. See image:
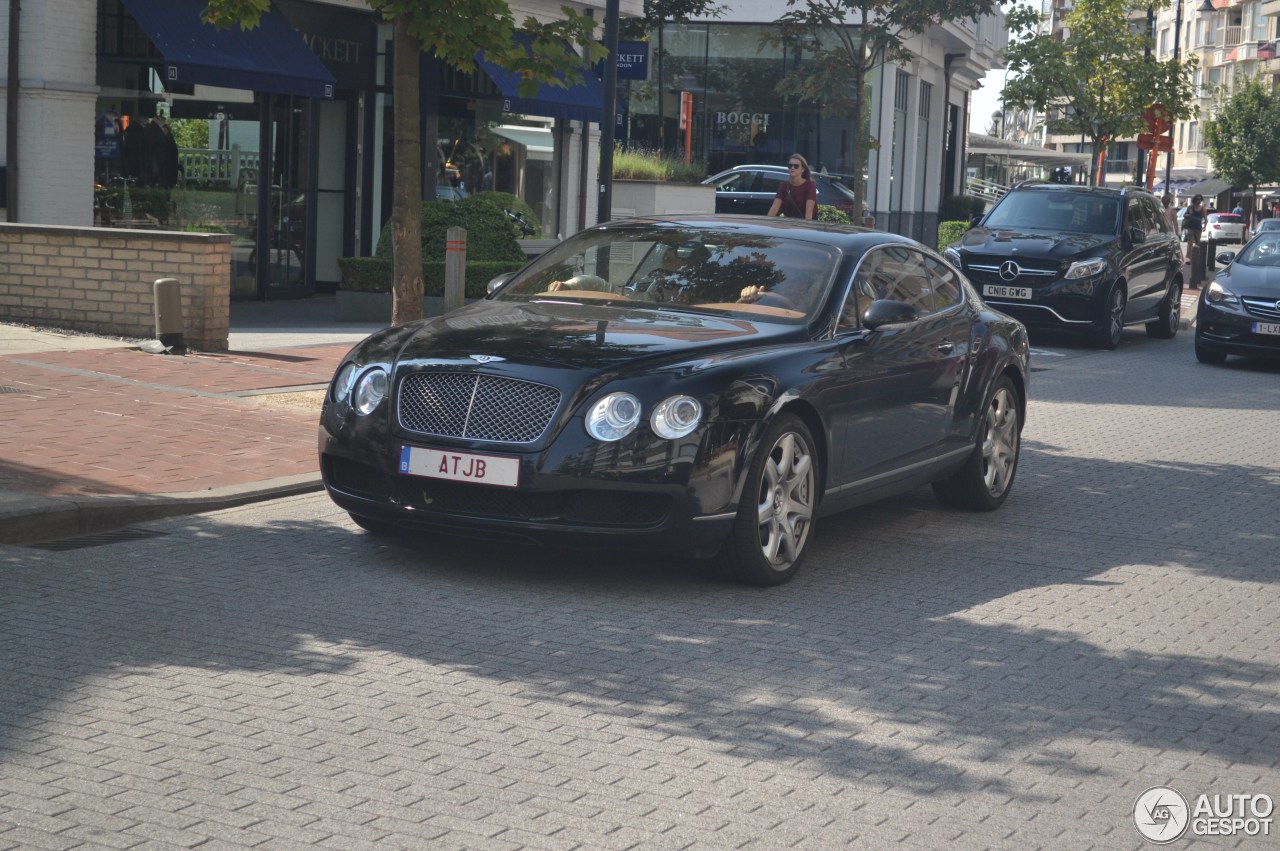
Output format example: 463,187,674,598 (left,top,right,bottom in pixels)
936,341,955,355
